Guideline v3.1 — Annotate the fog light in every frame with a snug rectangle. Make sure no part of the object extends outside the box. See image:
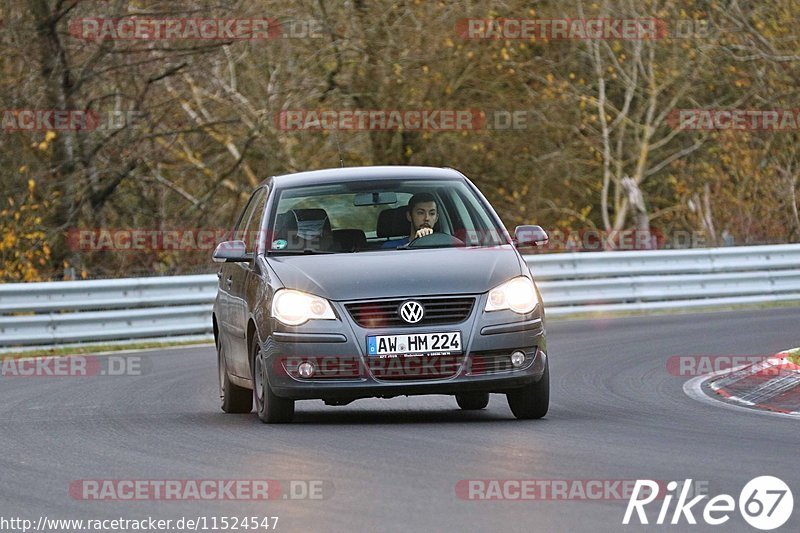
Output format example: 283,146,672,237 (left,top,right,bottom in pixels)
510,351,526,368
298,362,315,378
